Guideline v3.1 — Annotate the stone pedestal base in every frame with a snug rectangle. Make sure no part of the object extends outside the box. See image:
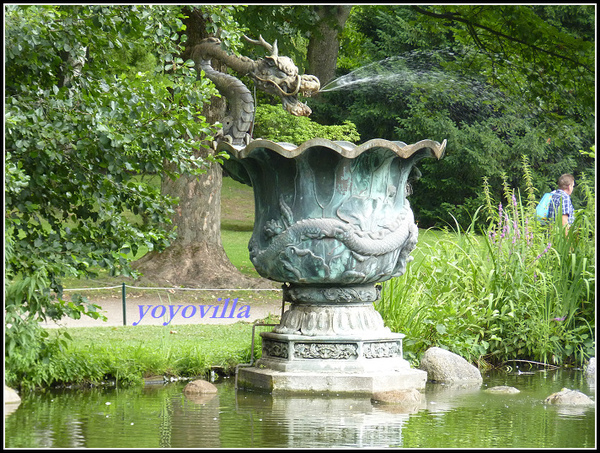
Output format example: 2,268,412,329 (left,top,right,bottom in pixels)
259,331,408,373
236,330,427,395
236,285,427,395
237,366,427,396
